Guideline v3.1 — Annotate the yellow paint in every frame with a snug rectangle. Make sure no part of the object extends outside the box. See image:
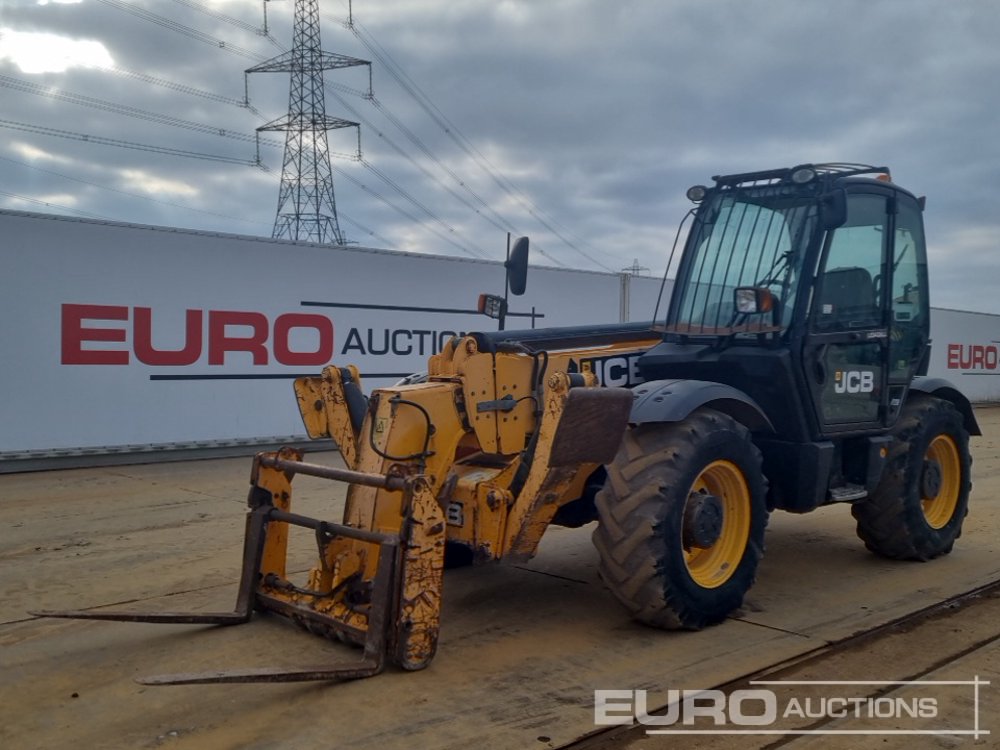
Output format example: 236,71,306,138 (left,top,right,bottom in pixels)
684,460,751,589
293,365,363,469
272,329,664,668
922,434,961,529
